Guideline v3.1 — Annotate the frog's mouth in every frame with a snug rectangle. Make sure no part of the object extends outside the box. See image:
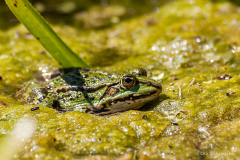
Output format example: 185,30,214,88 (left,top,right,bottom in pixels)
87,83,162,115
